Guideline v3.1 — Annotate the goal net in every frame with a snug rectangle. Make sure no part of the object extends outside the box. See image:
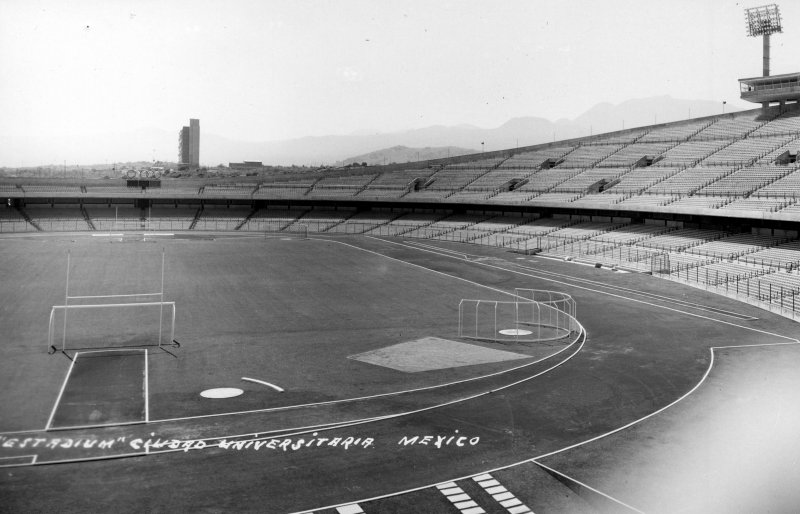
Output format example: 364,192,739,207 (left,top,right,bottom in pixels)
283,223,309,239
458,289,579,344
